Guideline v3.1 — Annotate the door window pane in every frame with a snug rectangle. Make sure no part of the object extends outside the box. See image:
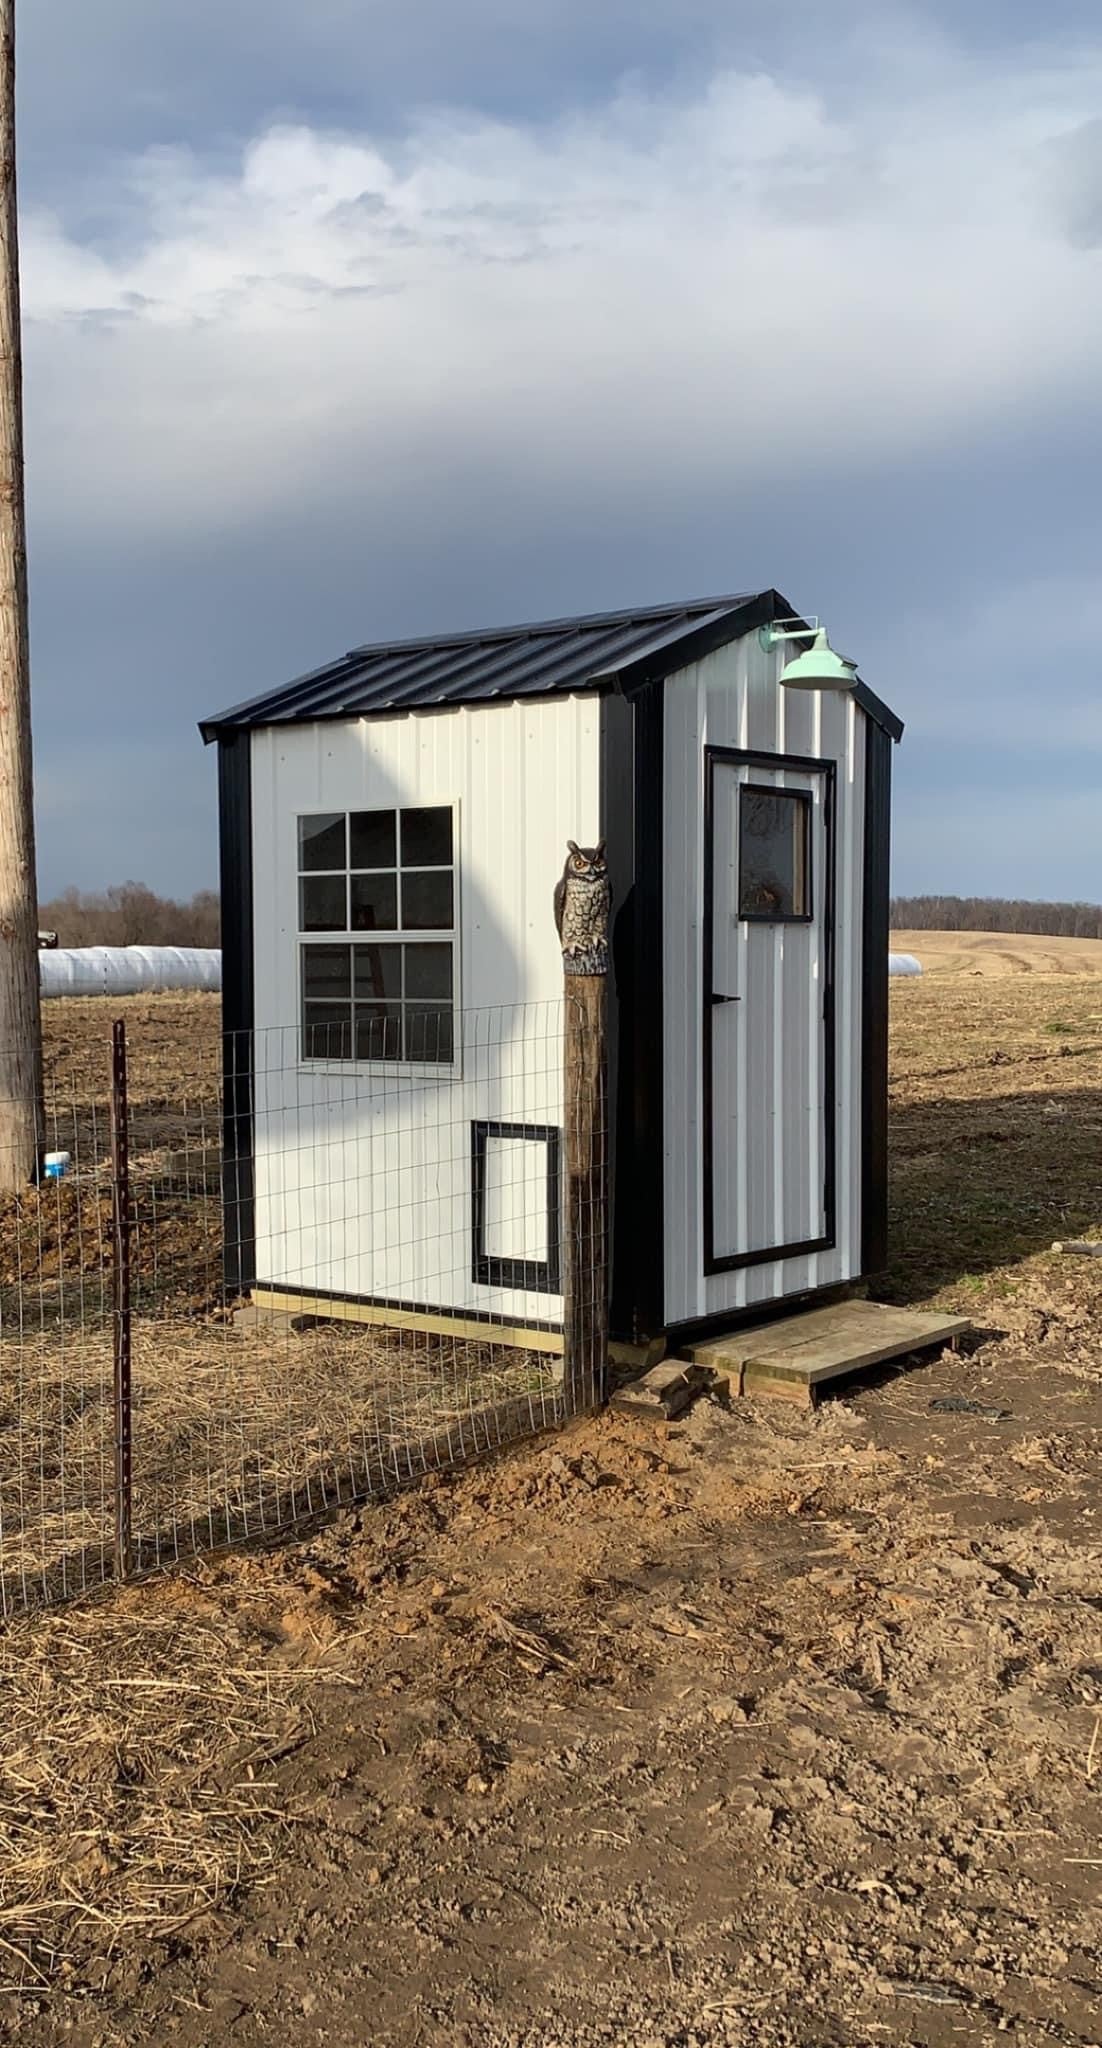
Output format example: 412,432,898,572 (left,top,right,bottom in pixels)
350,809,397,869
738,788,810,921
400,807,453,867
300,875,347,931
299,814,346,871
